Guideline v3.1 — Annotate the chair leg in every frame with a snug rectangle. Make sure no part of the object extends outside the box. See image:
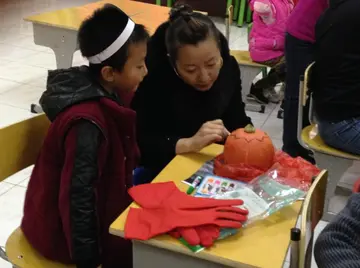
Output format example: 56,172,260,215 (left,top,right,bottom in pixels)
234,0,240,20
0,247,8,262
237,0,247,27
167,0,172,6
156,0,161,5
314,153,353,222
246,6,252,23
226,0,233,10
